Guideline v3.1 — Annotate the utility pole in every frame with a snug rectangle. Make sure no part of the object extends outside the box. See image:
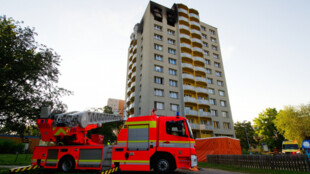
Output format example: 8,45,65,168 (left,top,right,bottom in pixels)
244,123,252,155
